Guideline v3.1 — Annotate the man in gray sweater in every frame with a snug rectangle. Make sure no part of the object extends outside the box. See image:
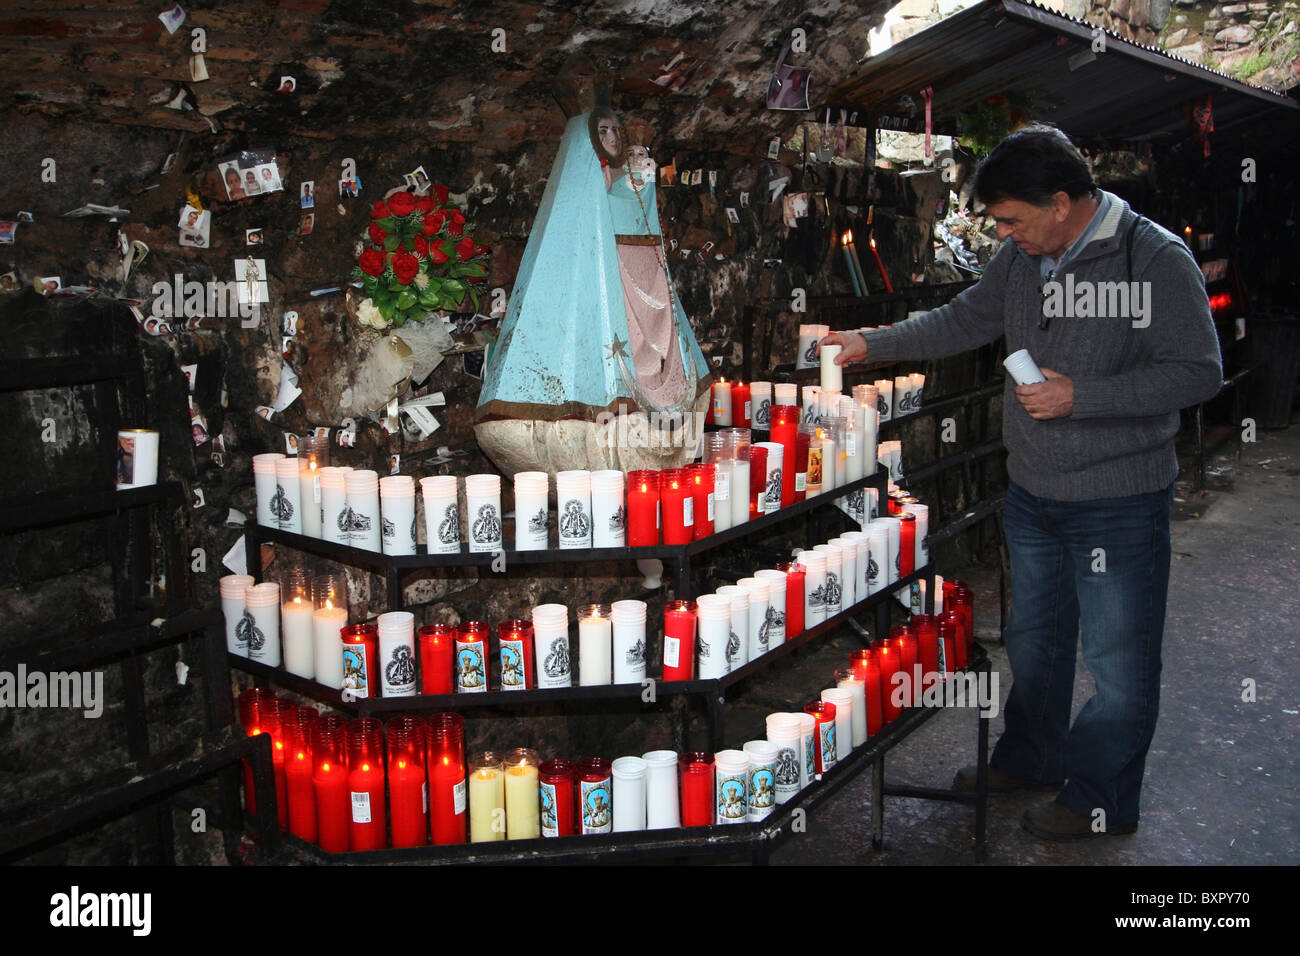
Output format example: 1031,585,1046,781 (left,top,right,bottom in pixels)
826,125,1222,839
